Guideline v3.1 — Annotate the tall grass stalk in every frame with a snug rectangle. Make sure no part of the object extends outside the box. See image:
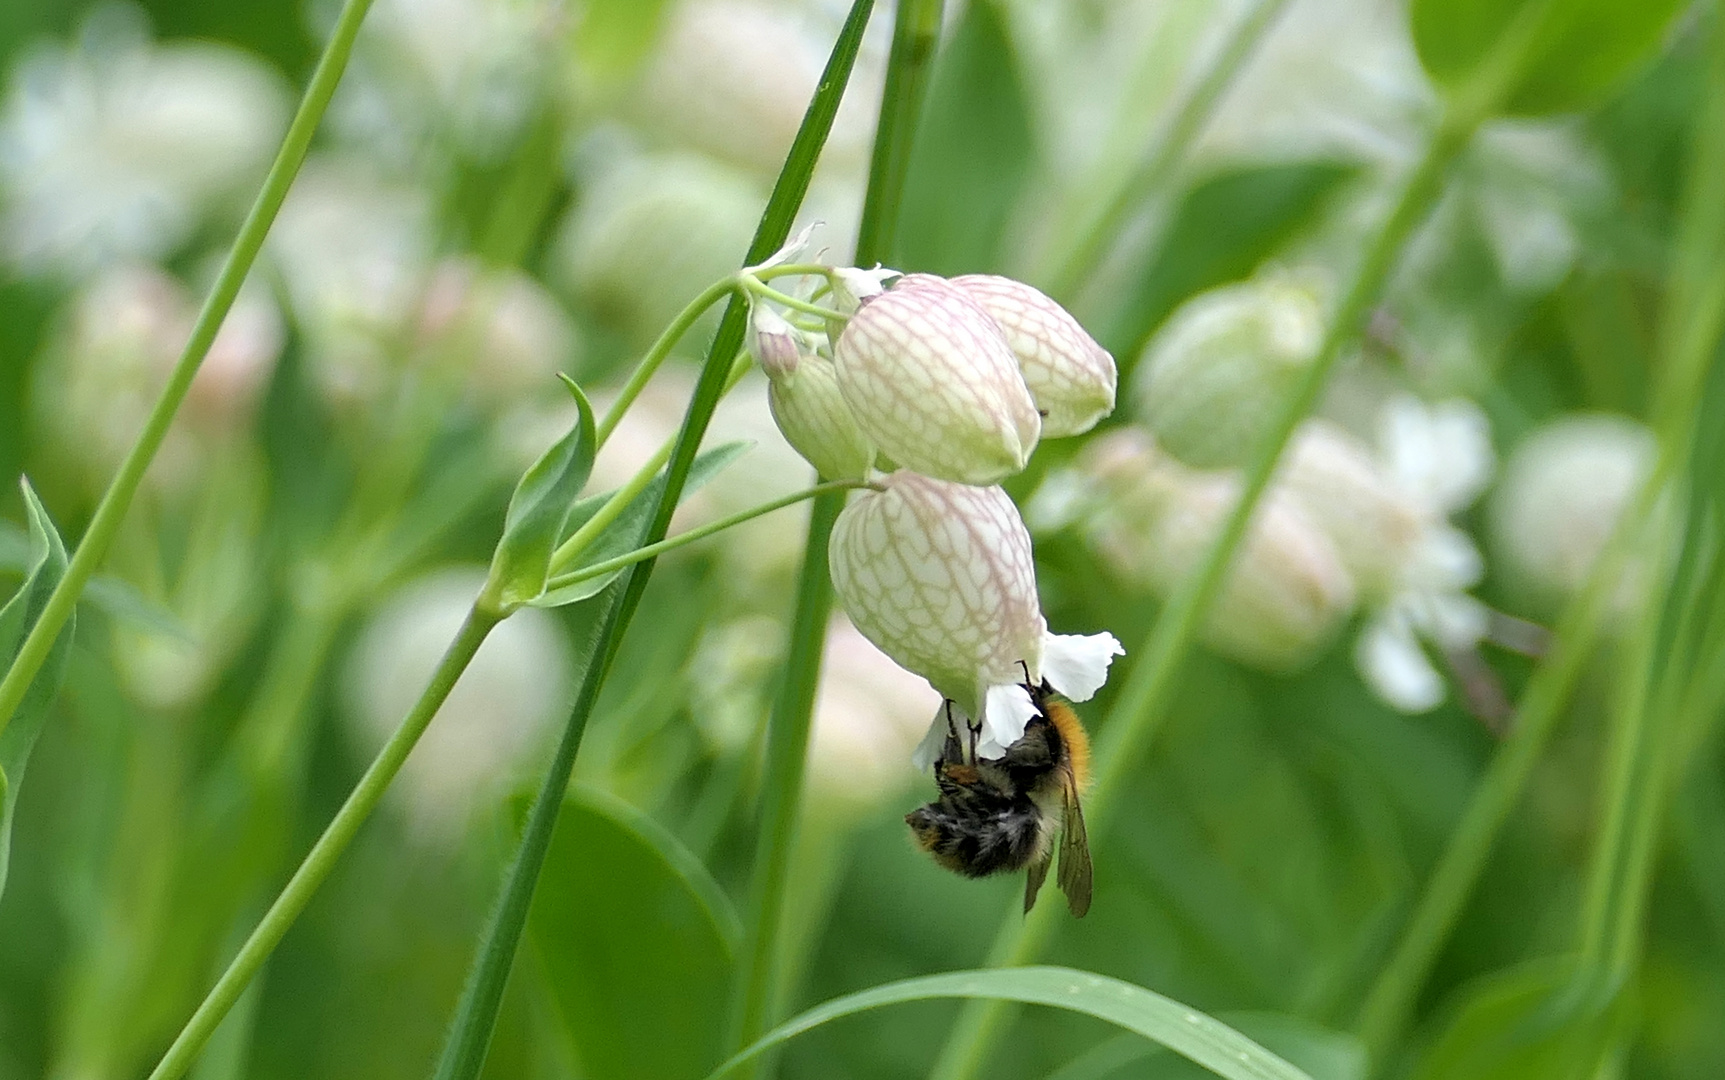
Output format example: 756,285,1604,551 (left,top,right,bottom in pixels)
724,4,944,1074
1354,8,1725,1058
428,4,881,1075
926,5,1558,1077
1044,0,1292,301
0,0,377,741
